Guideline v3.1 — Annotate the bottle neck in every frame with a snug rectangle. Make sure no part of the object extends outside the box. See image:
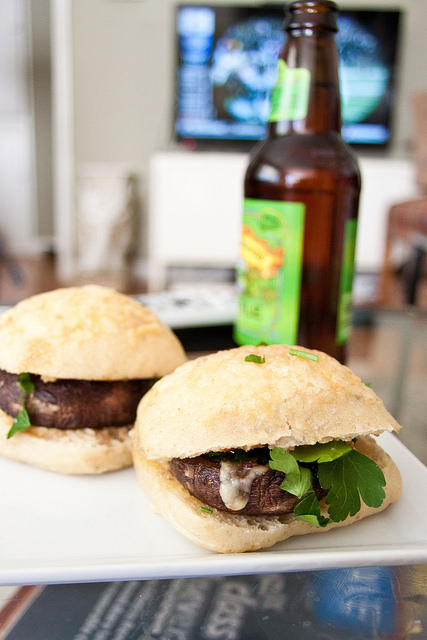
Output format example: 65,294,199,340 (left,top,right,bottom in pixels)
268,27,342,136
